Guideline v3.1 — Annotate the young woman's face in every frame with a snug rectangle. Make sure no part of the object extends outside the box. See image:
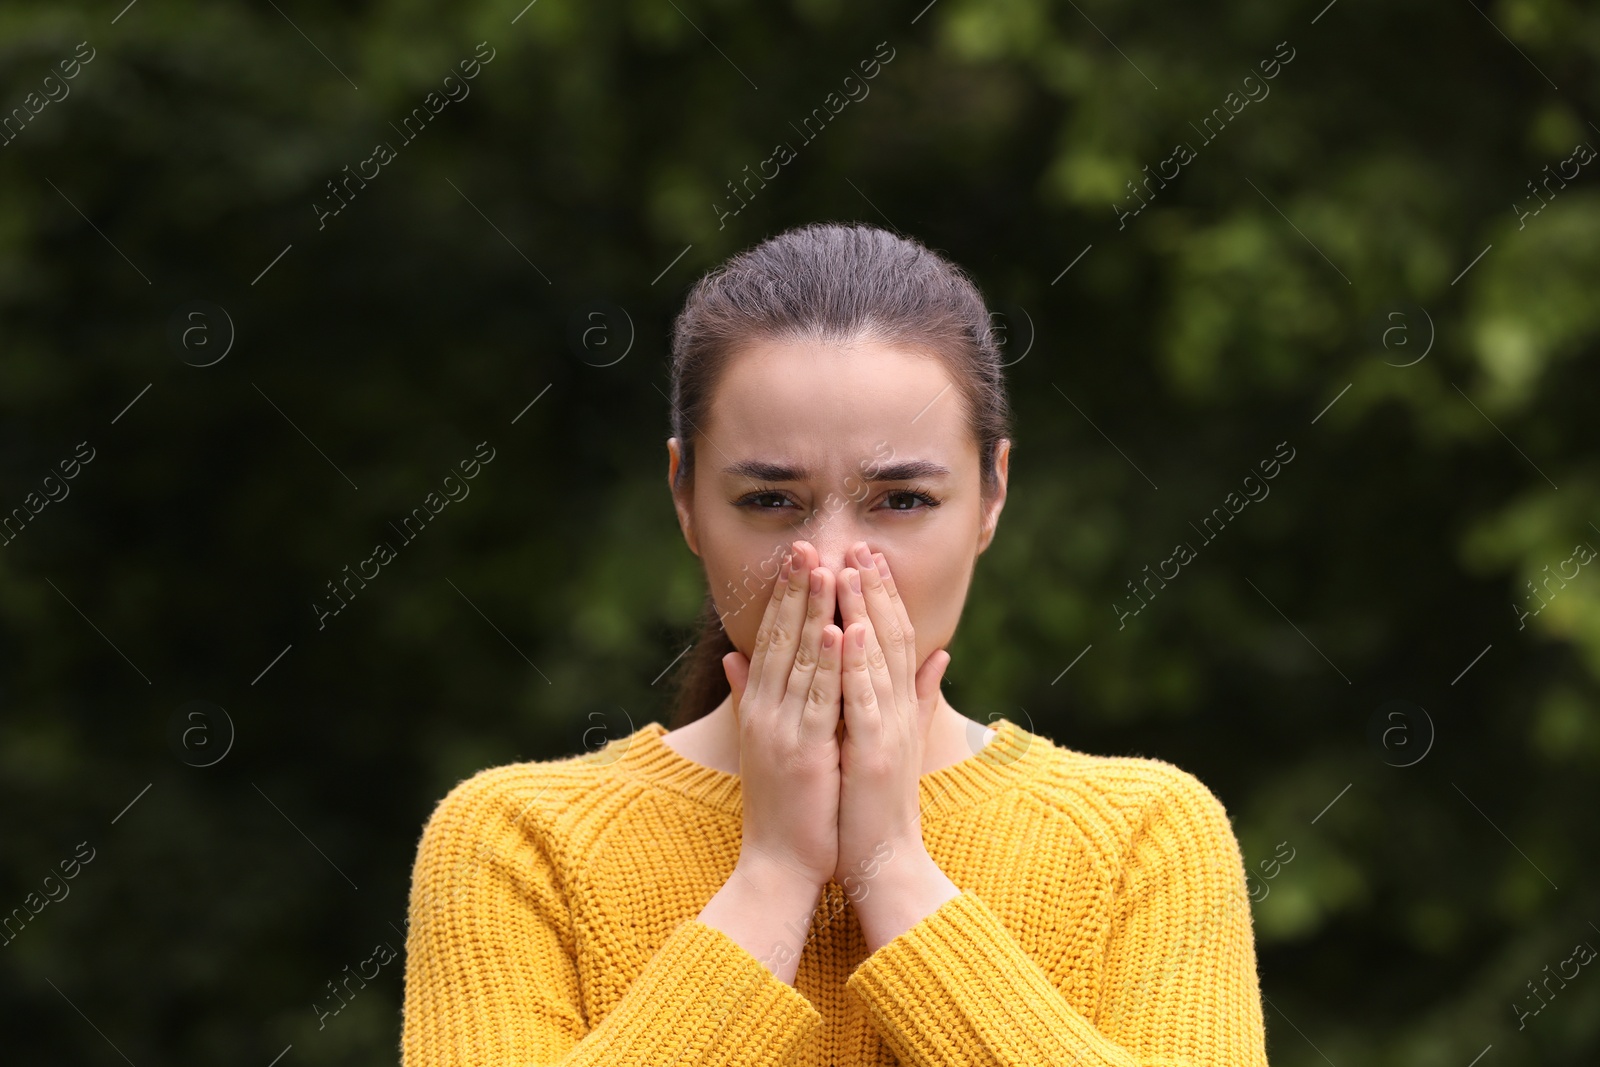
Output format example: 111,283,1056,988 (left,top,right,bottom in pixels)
667,336,1009,674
